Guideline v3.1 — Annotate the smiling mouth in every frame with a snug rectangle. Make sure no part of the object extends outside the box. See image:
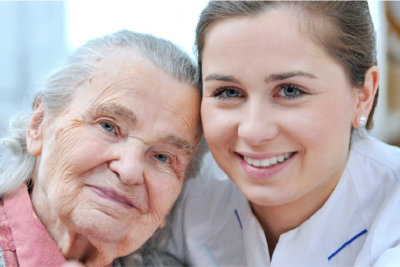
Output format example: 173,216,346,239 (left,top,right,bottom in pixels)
243,152,295,168
89,186,136,209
